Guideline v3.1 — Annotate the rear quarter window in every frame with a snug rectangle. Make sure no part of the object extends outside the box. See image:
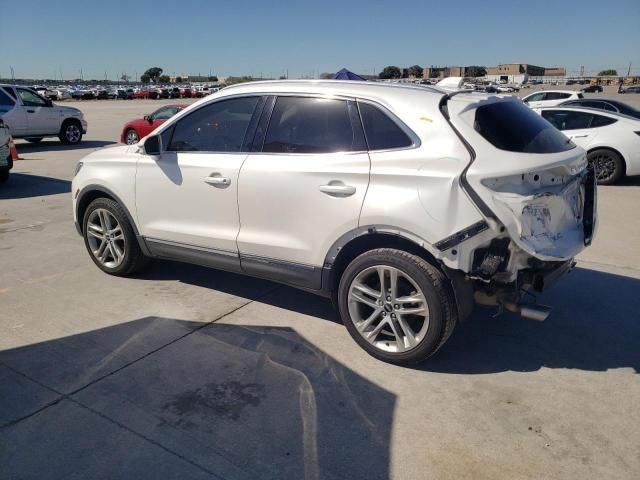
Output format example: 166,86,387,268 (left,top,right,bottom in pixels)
474,101,574,153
